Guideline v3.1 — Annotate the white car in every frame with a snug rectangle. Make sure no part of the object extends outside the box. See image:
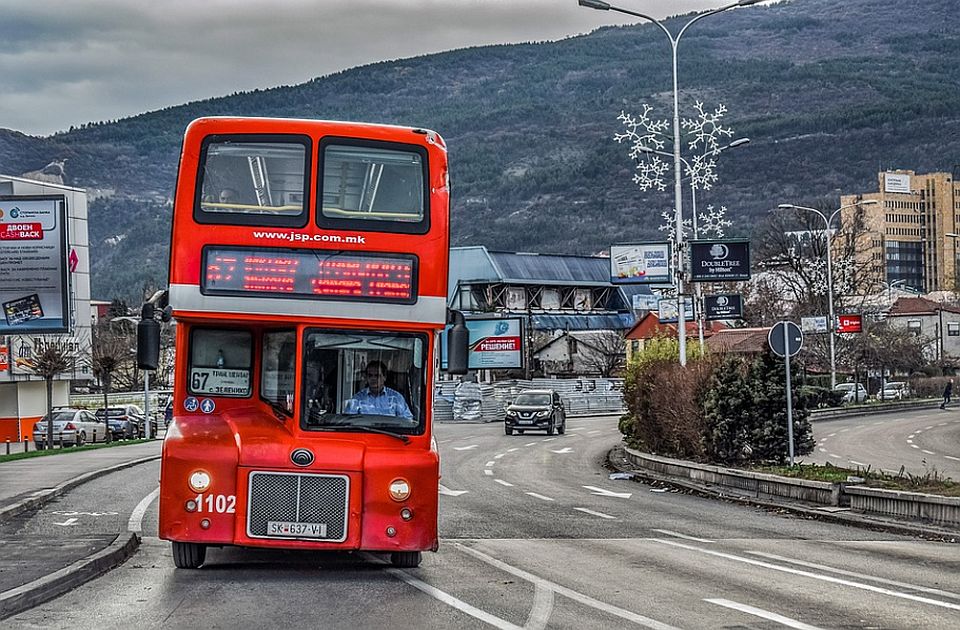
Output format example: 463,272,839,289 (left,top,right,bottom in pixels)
33,408,108,449
880,381,909,400
834,383,868,404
